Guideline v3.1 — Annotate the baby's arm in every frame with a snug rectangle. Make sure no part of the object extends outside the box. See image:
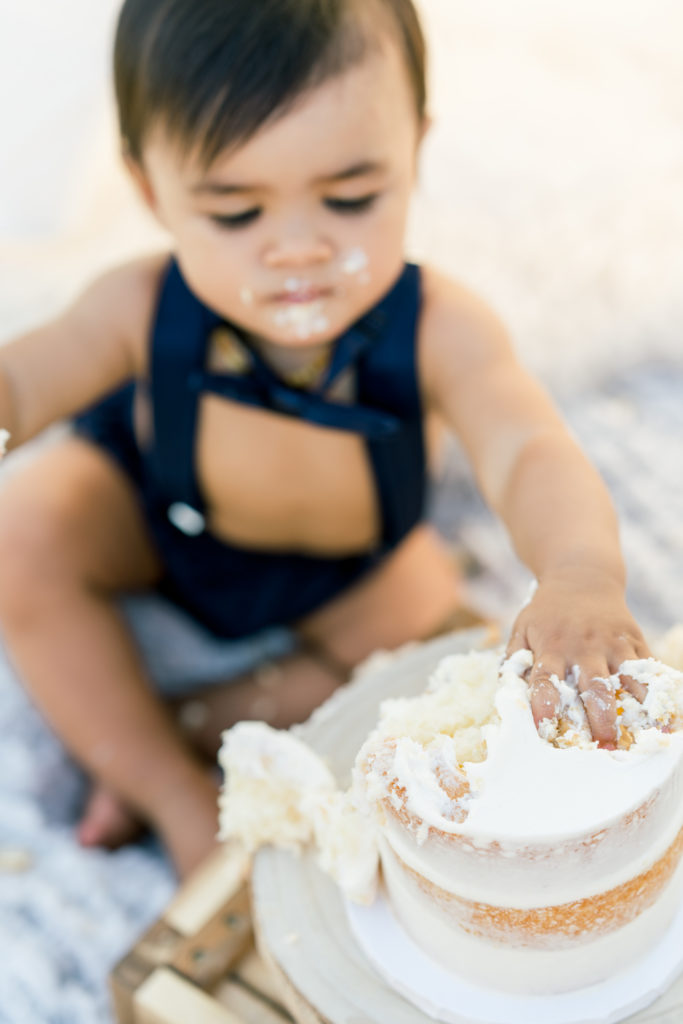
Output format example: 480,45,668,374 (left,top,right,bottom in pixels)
0,256,164,446
419,269,647,746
